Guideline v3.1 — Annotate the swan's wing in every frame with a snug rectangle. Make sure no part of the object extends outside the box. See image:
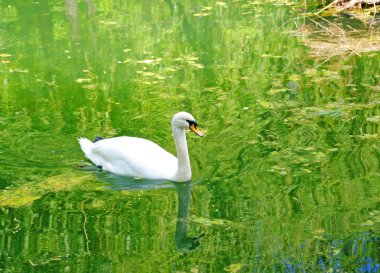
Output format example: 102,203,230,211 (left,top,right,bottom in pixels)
88,136,177,179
